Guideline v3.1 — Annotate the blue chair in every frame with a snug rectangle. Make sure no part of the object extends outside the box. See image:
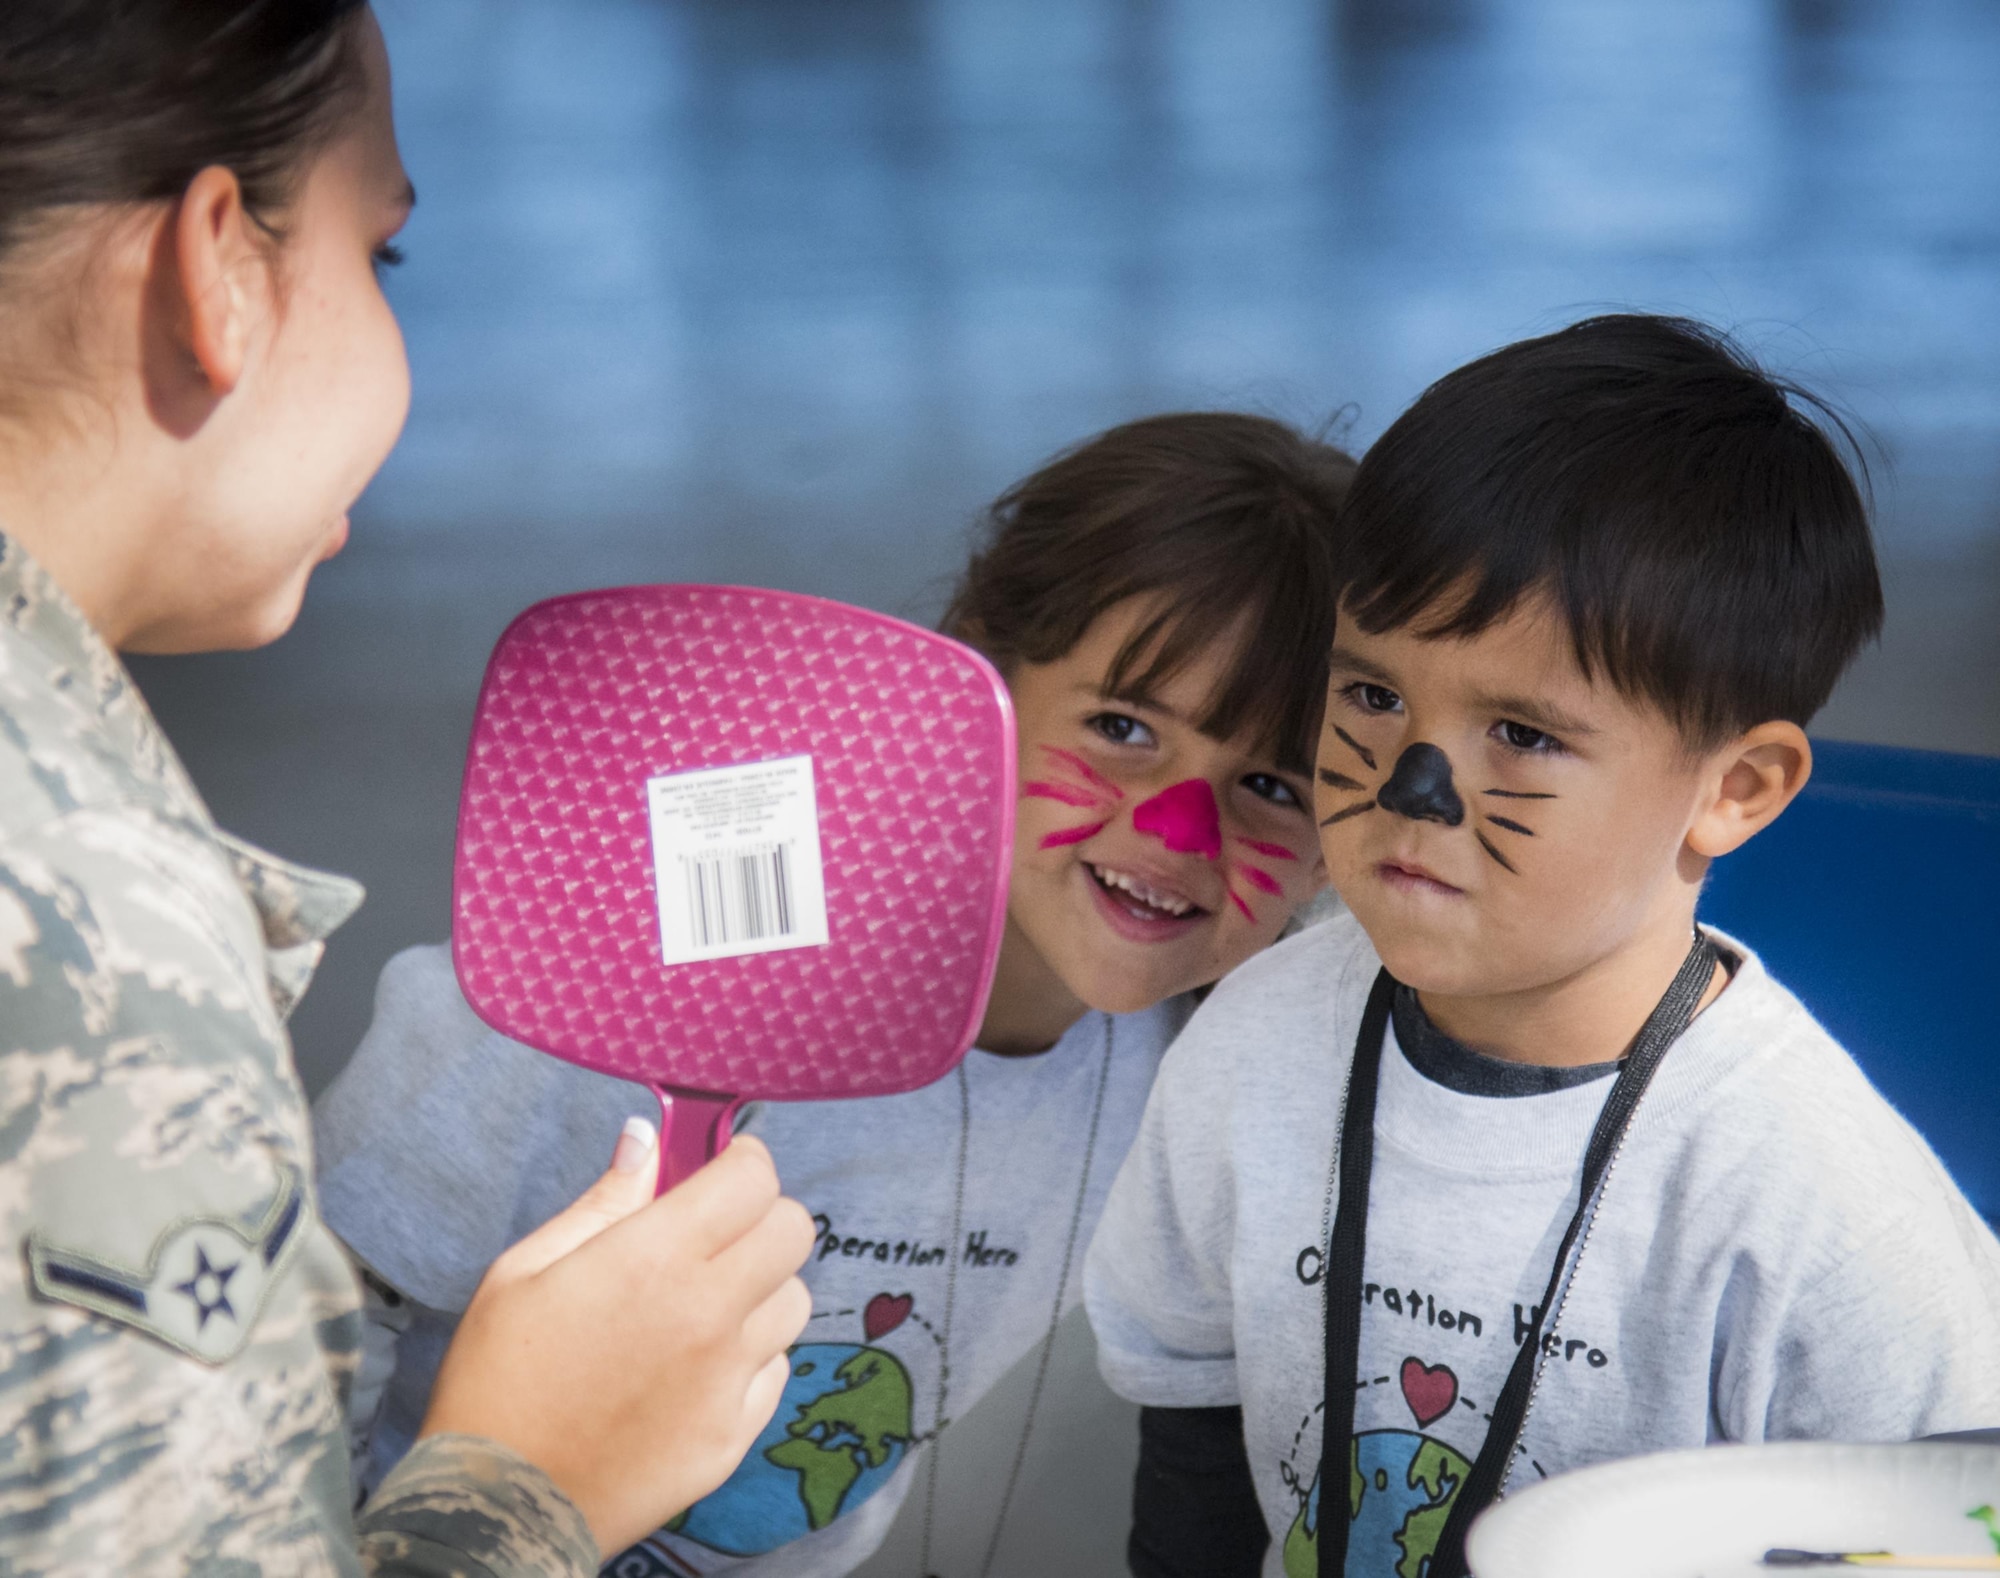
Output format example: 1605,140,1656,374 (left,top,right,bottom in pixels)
1699,740,2000,1228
